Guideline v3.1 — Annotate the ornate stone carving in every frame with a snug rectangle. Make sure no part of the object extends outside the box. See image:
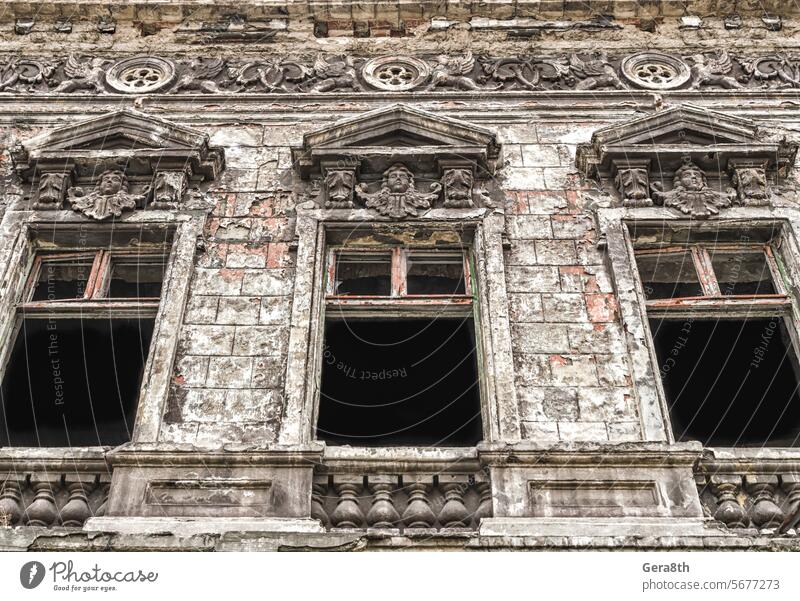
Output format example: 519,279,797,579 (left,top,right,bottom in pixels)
363,56,429,91
569,52,624,90
356,163,442,219
688,50,743,89
613,161,652,207
11,51,800,96
305,55,361,92
34,172,71,208
150,171,188,209
106,56,176,94
67,169,147,221
474,481,493,524
651,158,736,219
324,169,356,208
442,167,475,208
52,55,109,93
730,160,769,206
621,51,691,90
0,58,56,92
429,52,500,91
169,58,225,94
